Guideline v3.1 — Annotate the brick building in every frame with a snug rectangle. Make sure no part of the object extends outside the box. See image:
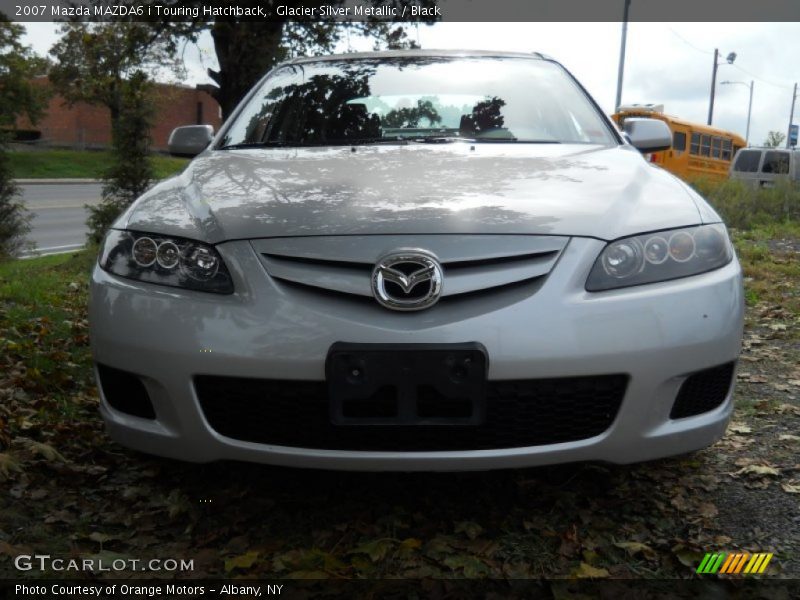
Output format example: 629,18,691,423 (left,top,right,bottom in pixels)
14,78,222,151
